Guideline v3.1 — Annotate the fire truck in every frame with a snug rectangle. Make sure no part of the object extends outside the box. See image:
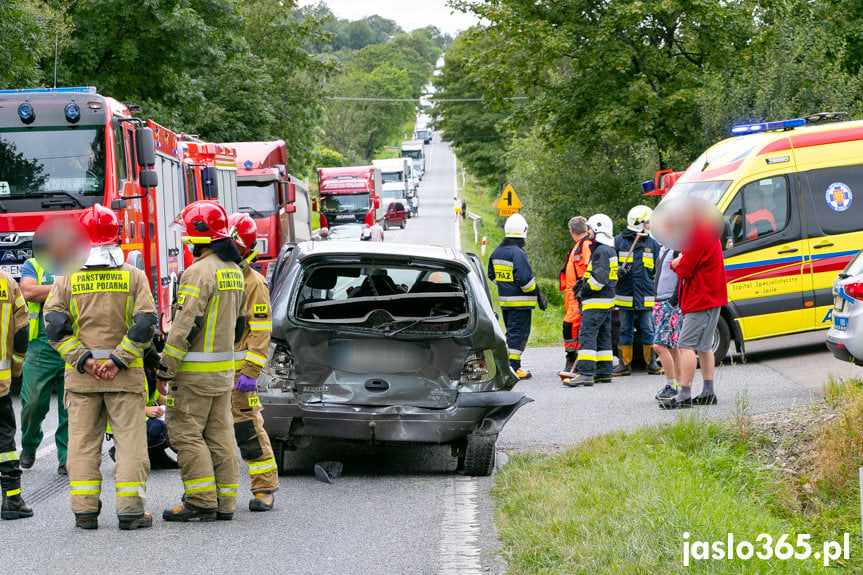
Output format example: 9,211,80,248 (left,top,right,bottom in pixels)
0,87,238,334
316,166,382,227
225,140,312,276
